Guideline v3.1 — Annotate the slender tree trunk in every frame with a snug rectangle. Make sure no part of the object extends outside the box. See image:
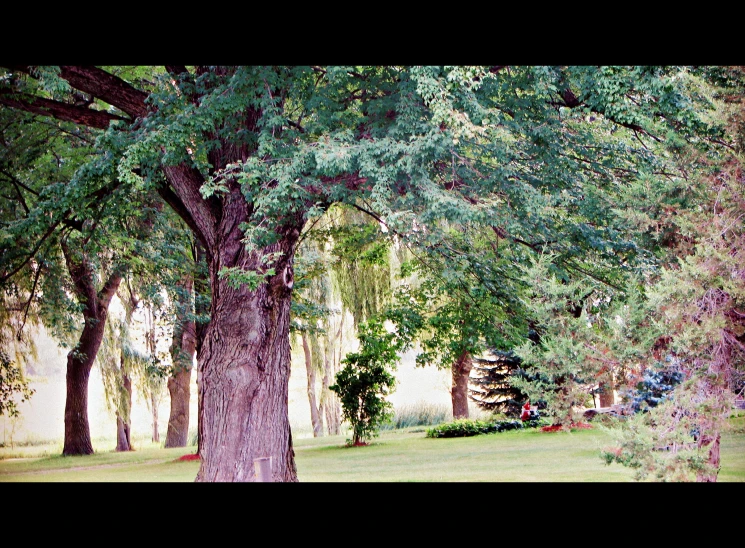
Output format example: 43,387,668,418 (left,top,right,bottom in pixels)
321,313,343,436
115,368,132,451
151,391,159,443
302,332,324,437
451,350,473,420
165,277,196,448
321,374,341,435
599,379,615,408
